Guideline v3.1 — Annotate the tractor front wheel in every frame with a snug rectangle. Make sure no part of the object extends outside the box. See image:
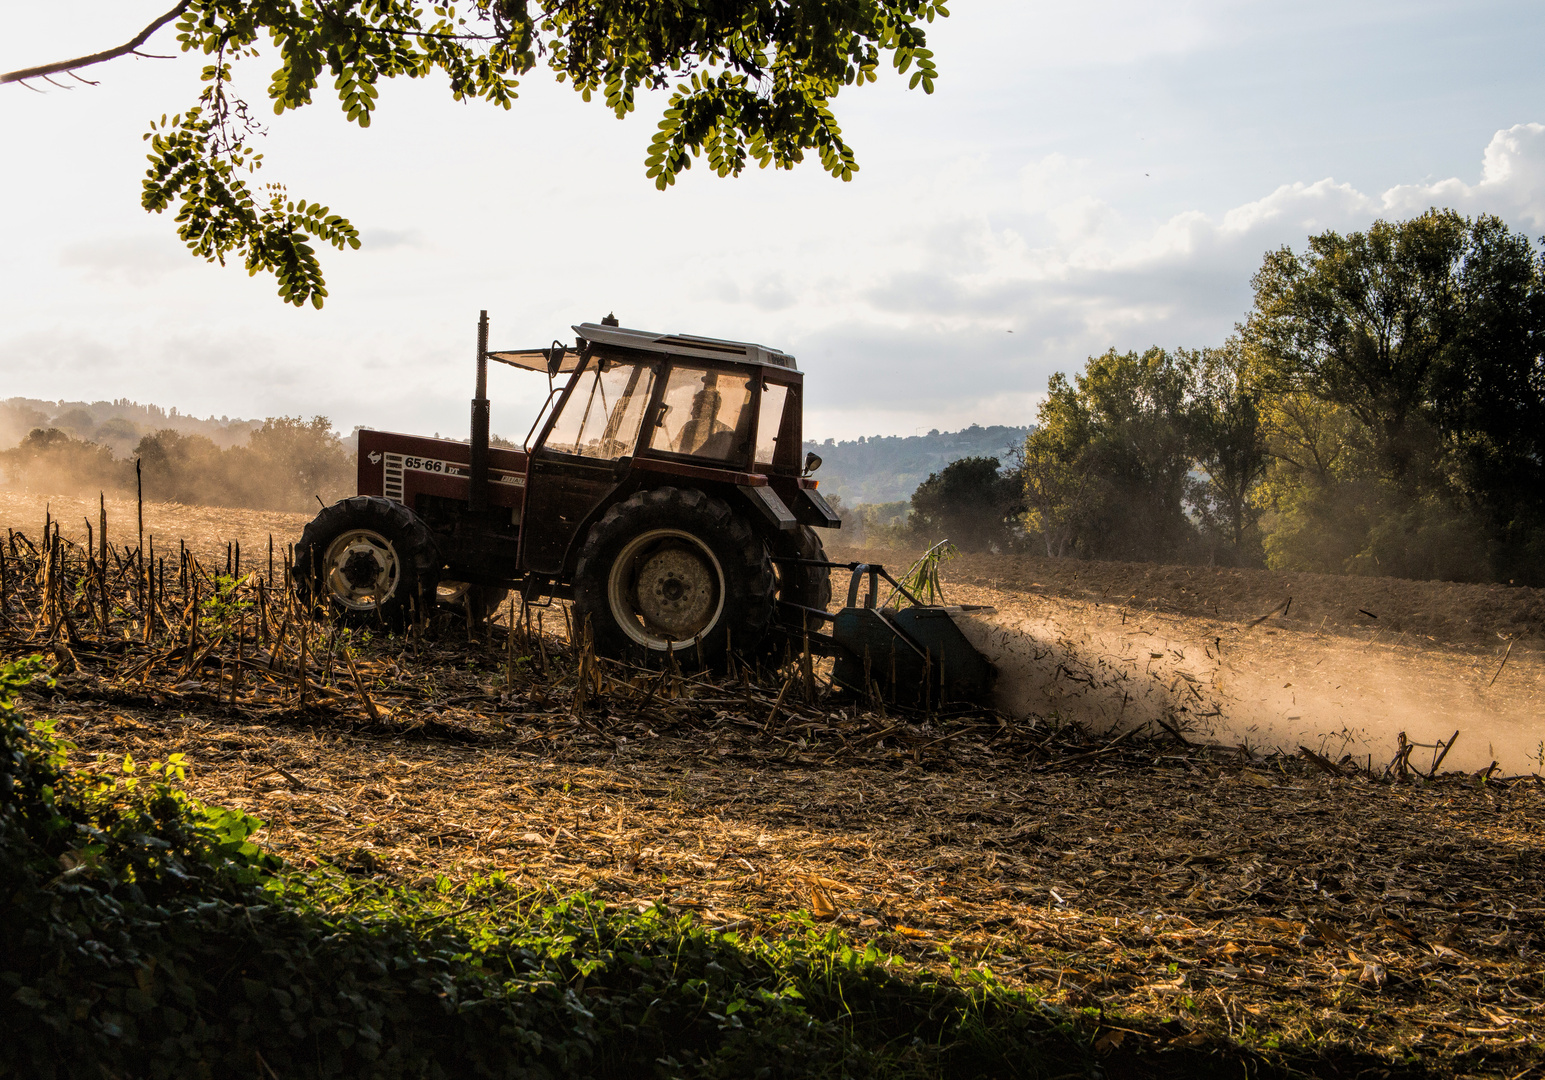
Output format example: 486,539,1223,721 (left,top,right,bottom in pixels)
294,497,437,629
573,487,773,666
